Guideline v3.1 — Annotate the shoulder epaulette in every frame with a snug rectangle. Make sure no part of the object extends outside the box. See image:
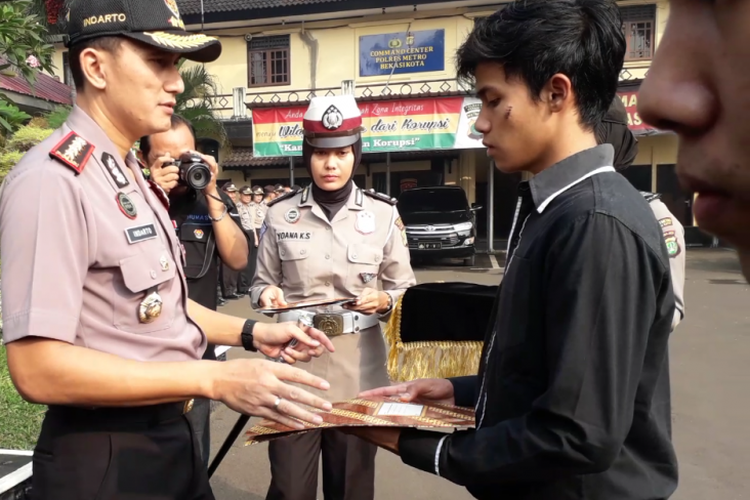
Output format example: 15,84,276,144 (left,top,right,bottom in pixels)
267,186,302,207
640,191,662,203
48,131,95,174
363,188,398,205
